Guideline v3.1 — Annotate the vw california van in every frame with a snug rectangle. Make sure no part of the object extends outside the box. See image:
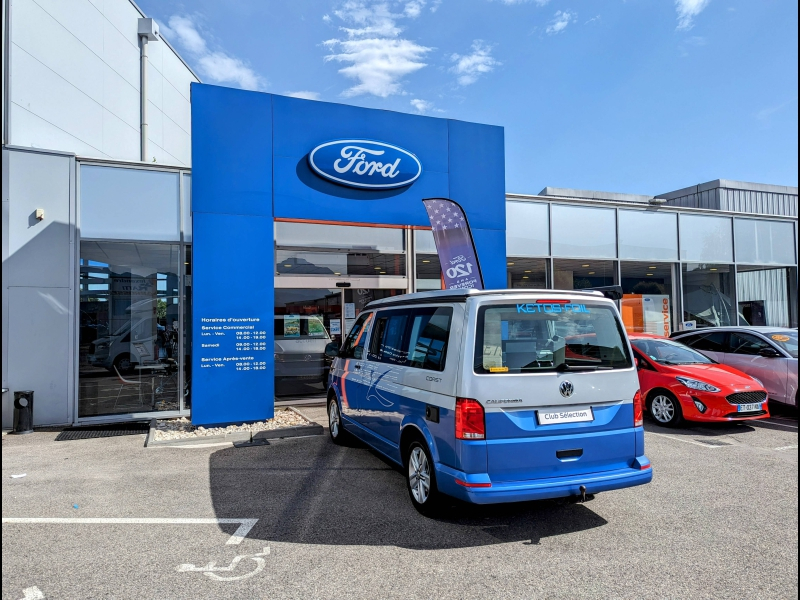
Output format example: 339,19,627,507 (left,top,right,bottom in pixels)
325,289,652,515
